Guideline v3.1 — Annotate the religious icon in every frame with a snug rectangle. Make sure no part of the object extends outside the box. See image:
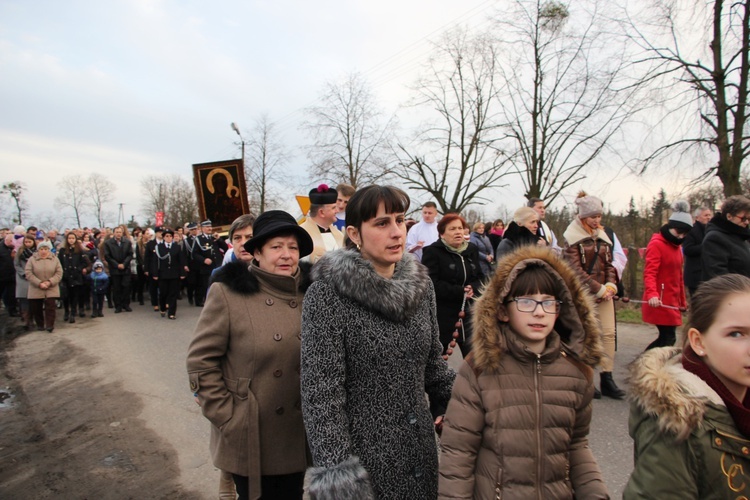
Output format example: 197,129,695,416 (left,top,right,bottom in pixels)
192,159,250,232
